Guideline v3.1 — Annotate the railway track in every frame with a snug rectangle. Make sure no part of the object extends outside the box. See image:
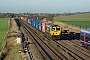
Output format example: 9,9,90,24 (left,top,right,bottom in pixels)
20,20,77,60
19,19,90,60
61,33,90,53
19,20,64,60
59,30,90,60
55,41,90,60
